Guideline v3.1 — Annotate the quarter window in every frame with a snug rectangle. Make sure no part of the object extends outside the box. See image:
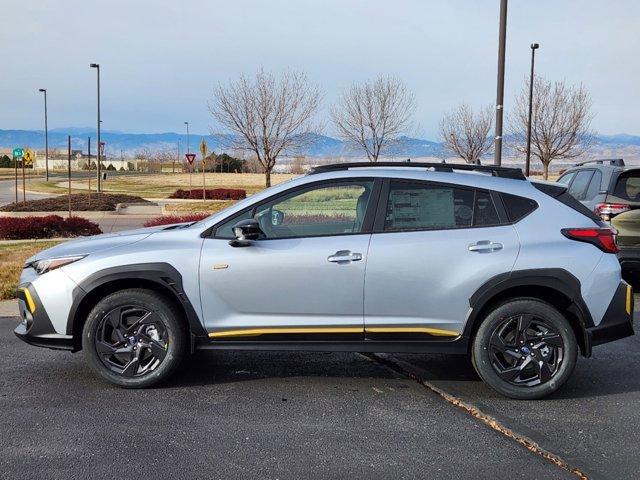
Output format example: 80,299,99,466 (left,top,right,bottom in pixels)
584,170,602,200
